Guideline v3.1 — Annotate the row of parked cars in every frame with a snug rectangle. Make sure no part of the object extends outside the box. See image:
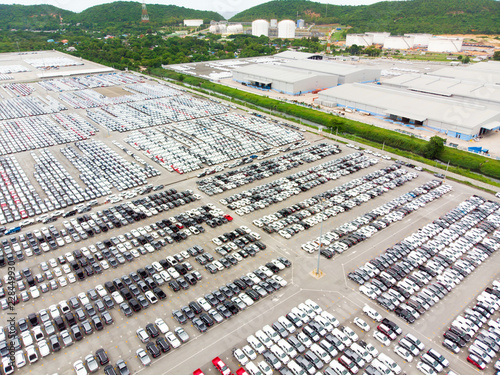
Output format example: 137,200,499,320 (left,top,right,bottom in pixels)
0,181,197,267
352,195,499,325
271,166,416,242
0,282,119,374
0,201,231,309
448,279,500,371
222,152,377,217
61,139,160,193
198,142,338,195
318,180,449,260
134,260,290,368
